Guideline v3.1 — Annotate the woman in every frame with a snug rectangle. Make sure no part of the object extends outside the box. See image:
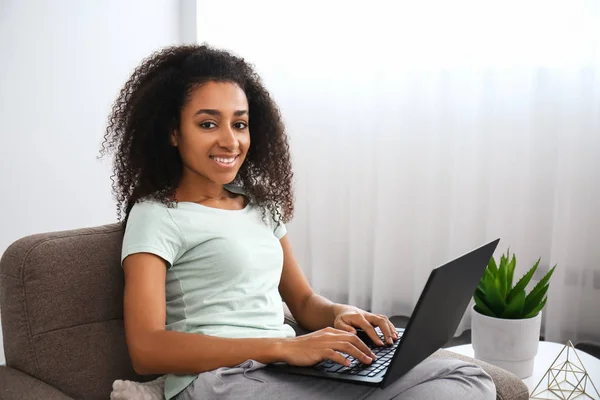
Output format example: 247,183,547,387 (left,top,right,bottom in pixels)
100,44,495,400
